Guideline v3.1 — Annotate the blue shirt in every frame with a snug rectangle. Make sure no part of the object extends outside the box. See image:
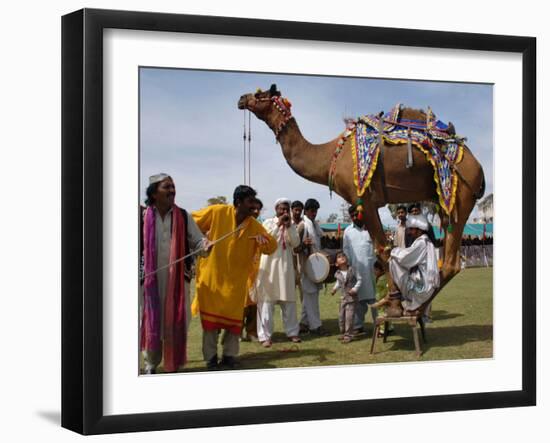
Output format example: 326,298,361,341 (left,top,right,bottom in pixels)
342,224,376,301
